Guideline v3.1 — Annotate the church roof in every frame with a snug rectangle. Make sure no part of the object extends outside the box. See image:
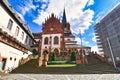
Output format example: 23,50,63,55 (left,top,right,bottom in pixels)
62,8,67,24
32,32,41,39
64,32,73,36
66,44,91,48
